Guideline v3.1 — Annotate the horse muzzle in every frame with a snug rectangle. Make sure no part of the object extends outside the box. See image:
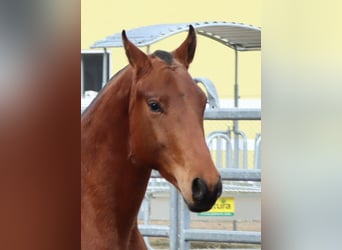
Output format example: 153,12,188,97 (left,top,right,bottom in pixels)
186,177,222,212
